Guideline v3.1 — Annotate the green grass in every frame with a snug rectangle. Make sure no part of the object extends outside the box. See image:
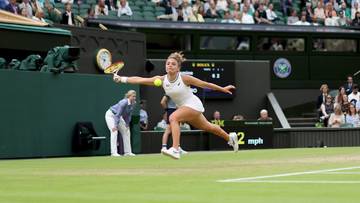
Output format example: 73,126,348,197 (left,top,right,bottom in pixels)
1,147,360,203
